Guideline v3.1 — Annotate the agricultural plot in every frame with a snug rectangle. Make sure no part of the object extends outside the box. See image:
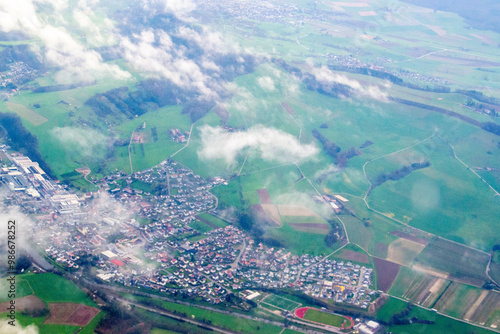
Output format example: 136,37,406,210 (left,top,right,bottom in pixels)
282,216,330,234
0,295,45,314
5,101,48,126
189,220,215,234
0,278,33,302
334,249,370,264
21,273,96,306
263,223,335,256
45,303,101,326
389,267,449,308
386,238,426,266
257,189,272,204
465,290,500,327
377,297,497,334
277,205,320,217
260,204,282,226
433,282,485,320
261,294,301,312
390,230,429,246
366,134,500,251
196,213,229,229
414,238,490,287
373,257,400,293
